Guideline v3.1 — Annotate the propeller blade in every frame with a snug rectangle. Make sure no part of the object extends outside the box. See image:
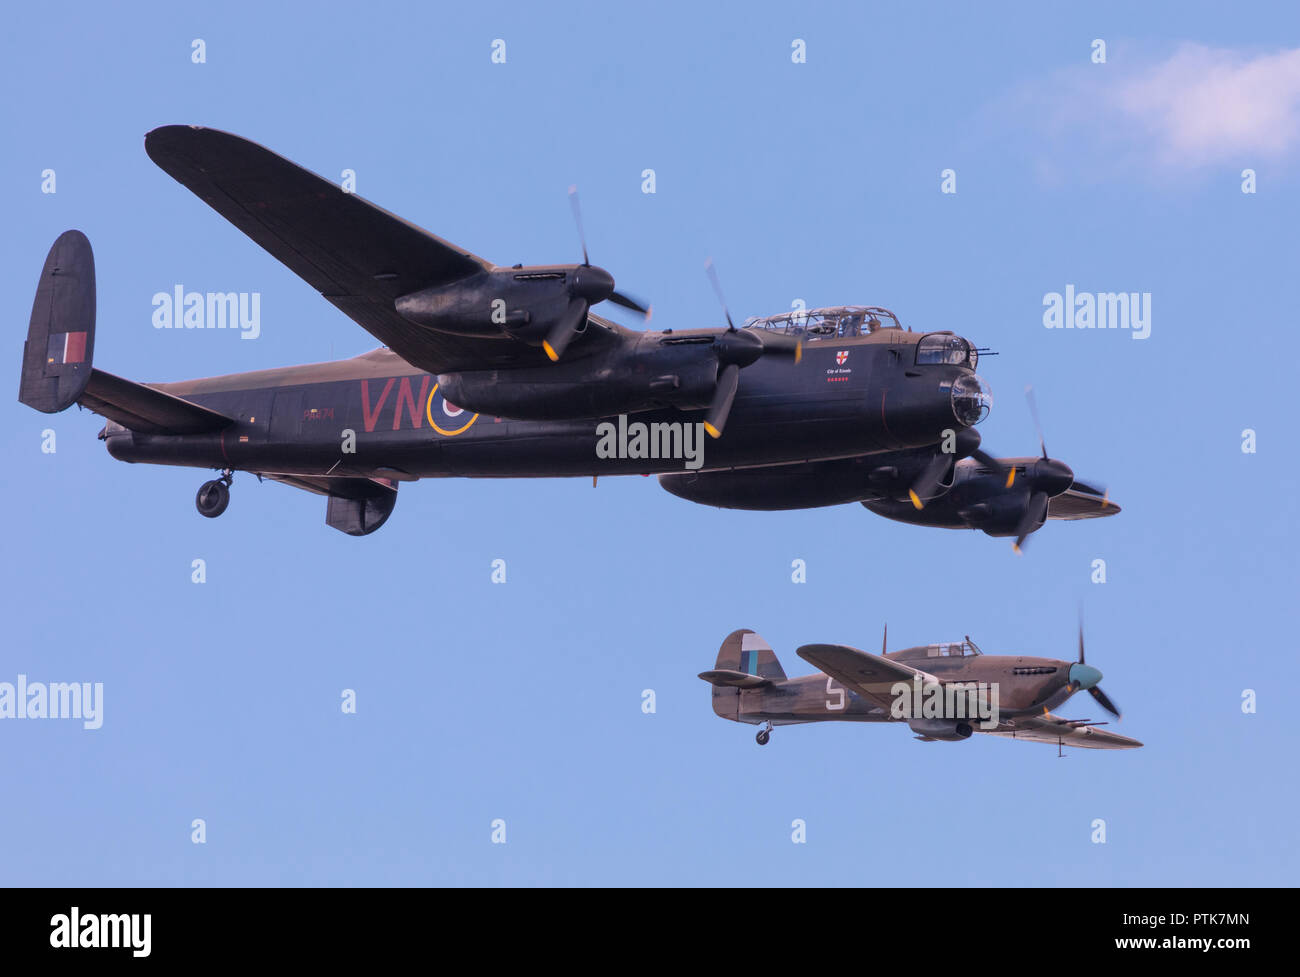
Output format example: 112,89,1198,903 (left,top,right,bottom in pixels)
606,290,650,316
908,452,952,510
1025,385,1048,459
1011,490,1049,553
881,623,888,655
542,298,589,363
704,362,741,439
1088,685,1121,718
757,331,802,363
969,447,1017,488
970,447,1006,476
703,258,736,330
566,189,651,316
1067,478,1114,511
568,185,589,266
1078,618,1086,665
